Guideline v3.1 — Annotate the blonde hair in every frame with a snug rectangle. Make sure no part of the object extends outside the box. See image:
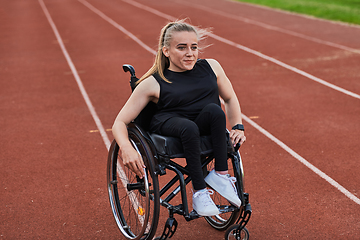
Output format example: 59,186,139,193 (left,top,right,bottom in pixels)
138,19,209,84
